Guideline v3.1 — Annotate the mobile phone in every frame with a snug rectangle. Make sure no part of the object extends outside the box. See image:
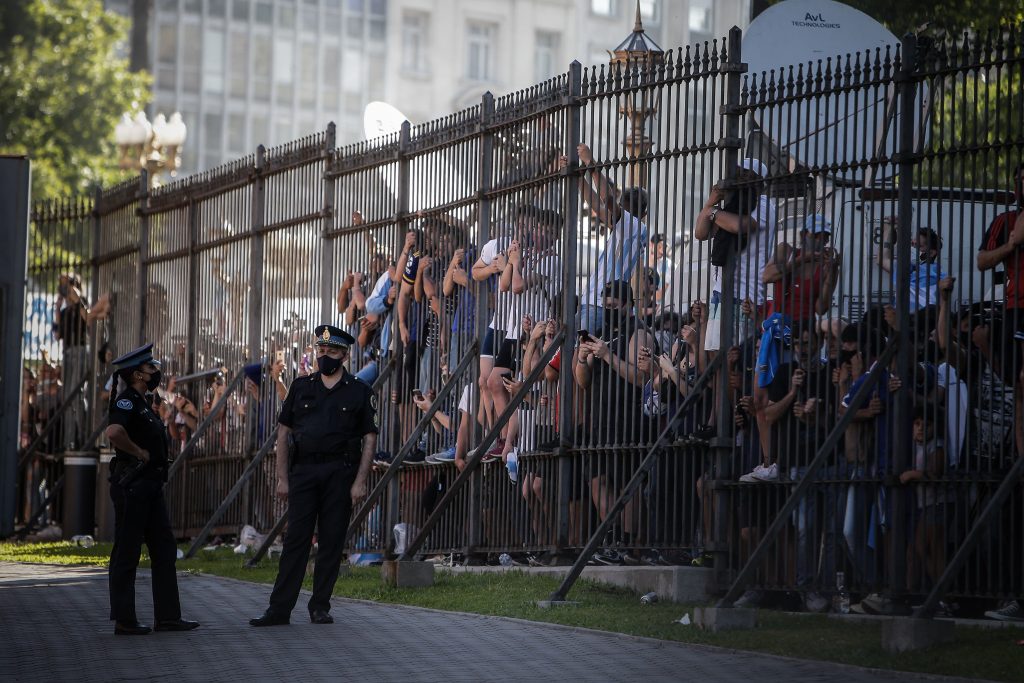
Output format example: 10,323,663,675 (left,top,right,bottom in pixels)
412,389,424,399
577,329,592,343
274,349,285,364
